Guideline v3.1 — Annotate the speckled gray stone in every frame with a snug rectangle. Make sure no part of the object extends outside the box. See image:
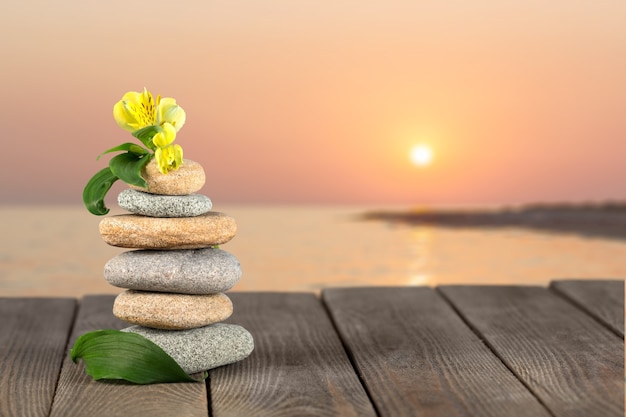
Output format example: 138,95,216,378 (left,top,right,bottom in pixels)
104,248,242,294
118,189,212,218
122,324,254,373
